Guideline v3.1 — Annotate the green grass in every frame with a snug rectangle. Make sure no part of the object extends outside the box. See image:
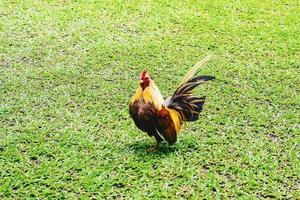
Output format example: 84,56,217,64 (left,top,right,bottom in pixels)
1,0,299,199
